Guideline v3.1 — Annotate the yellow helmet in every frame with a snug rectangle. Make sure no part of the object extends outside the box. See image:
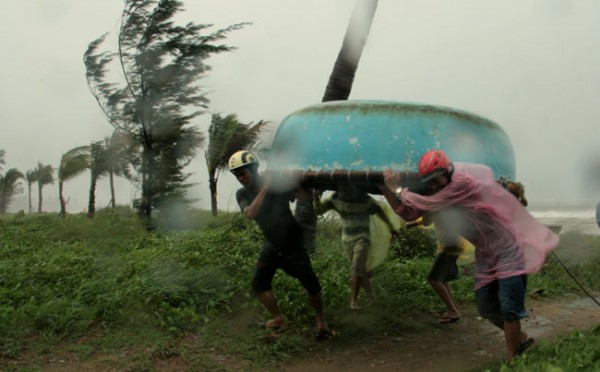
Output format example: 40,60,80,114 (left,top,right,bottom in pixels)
228,150,259,172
